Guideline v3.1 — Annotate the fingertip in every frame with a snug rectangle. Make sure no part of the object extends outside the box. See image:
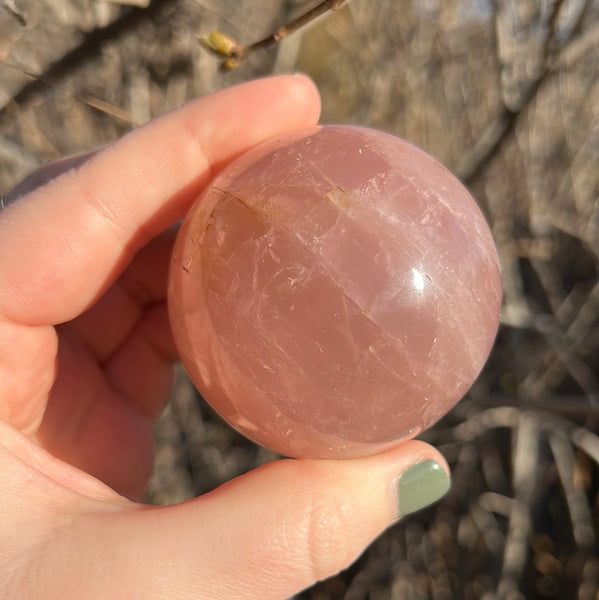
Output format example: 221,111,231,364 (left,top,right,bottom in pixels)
393,452,451,519
192,74,322,170
287,73,322,123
